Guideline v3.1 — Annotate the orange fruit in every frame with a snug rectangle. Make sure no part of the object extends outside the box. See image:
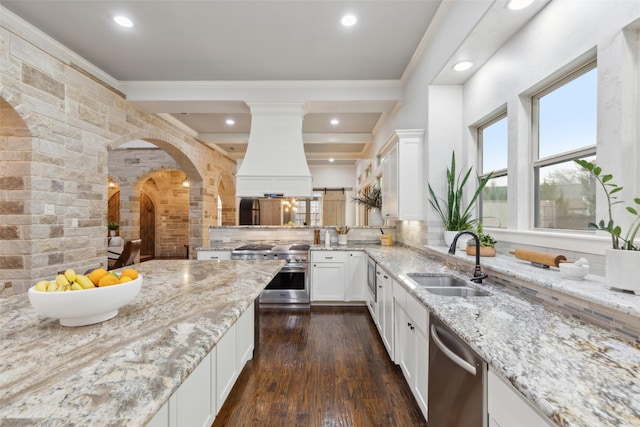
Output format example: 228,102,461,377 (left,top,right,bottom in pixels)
98,274,120,287
88,268,109,286
119,275,133,283
121,268,138,280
